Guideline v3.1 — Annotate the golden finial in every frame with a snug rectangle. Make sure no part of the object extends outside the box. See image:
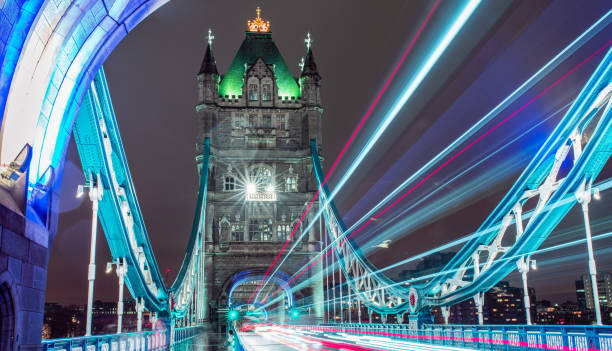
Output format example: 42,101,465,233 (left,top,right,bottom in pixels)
247,6,271,32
